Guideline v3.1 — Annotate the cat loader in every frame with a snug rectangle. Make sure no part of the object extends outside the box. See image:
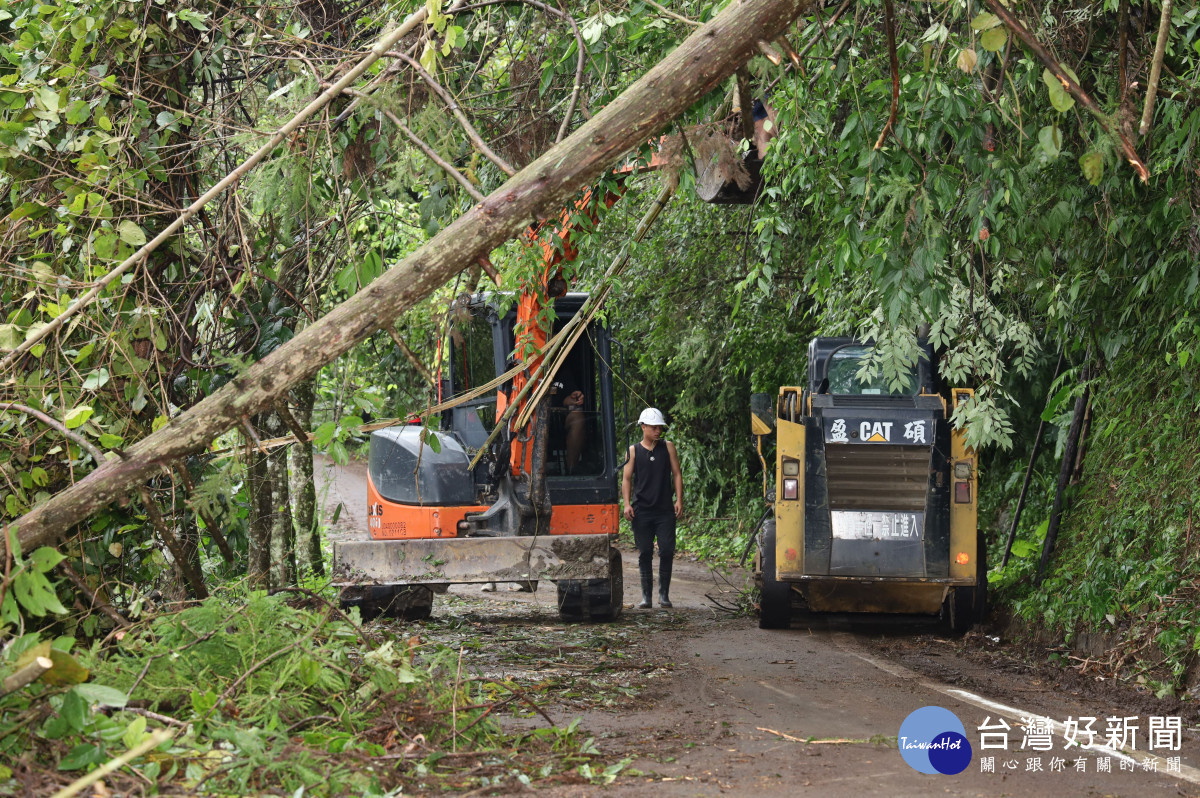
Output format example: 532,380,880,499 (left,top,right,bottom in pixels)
751,338,986,632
